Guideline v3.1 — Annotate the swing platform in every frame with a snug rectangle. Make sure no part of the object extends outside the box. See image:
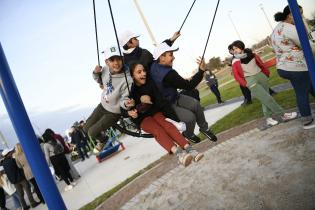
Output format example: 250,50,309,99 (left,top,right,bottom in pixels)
96,136,125,163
